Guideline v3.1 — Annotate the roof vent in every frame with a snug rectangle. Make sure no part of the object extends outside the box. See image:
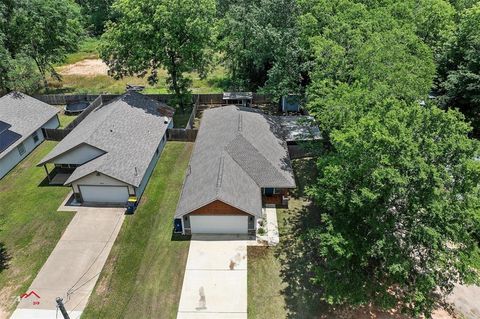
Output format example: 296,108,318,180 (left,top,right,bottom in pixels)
134,167,138,176
238,114,243,132
216,156,225,188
